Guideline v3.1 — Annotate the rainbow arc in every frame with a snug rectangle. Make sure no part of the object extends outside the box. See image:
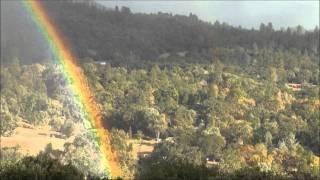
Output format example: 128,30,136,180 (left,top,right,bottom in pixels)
22,0,121,177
